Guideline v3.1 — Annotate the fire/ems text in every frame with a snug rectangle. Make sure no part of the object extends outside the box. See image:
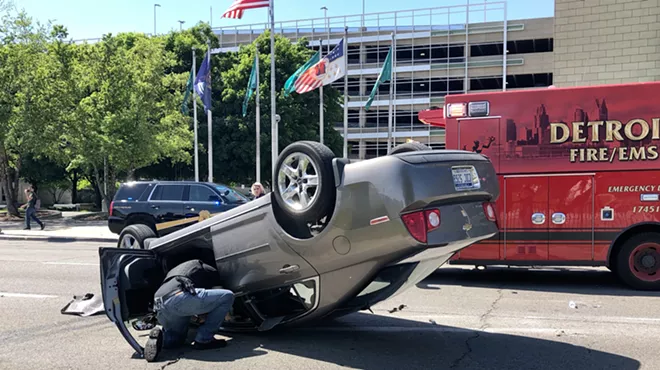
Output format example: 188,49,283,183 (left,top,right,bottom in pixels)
569,146,659,163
